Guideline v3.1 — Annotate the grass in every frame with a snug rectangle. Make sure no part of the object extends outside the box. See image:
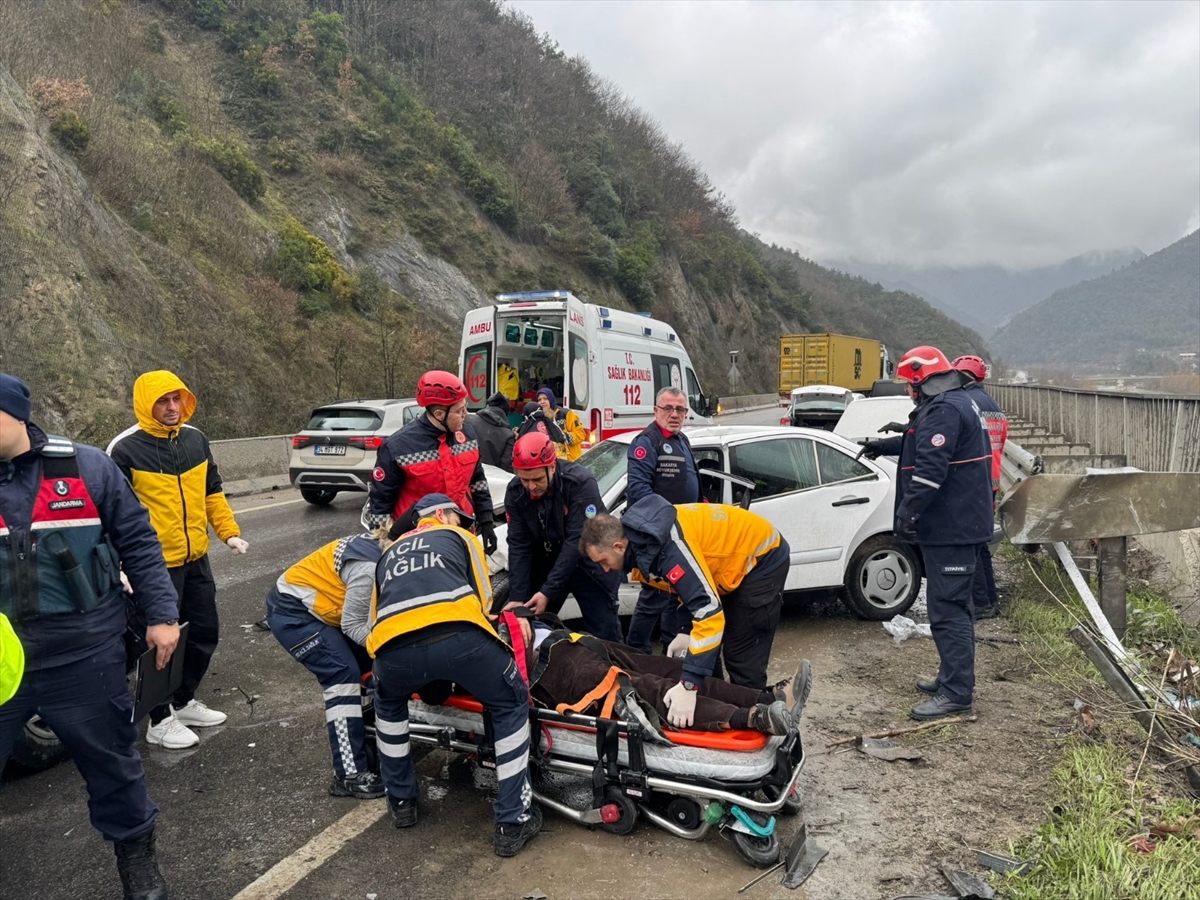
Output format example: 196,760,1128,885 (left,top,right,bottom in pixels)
993,543,1200,898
